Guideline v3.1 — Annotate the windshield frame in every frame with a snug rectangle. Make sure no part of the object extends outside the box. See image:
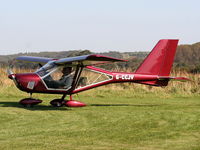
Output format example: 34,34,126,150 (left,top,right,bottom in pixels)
35,61,58,79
